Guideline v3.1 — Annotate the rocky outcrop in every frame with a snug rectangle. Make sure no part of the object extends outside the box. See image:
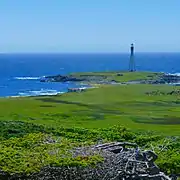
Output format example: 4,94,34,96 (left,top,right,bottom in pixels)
68,88,86,92
127,74,180,85
1,142,177,180
147,74,180,84
146,90,180,96
40,74,114,84
40,75,85,82
162,74,180,83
